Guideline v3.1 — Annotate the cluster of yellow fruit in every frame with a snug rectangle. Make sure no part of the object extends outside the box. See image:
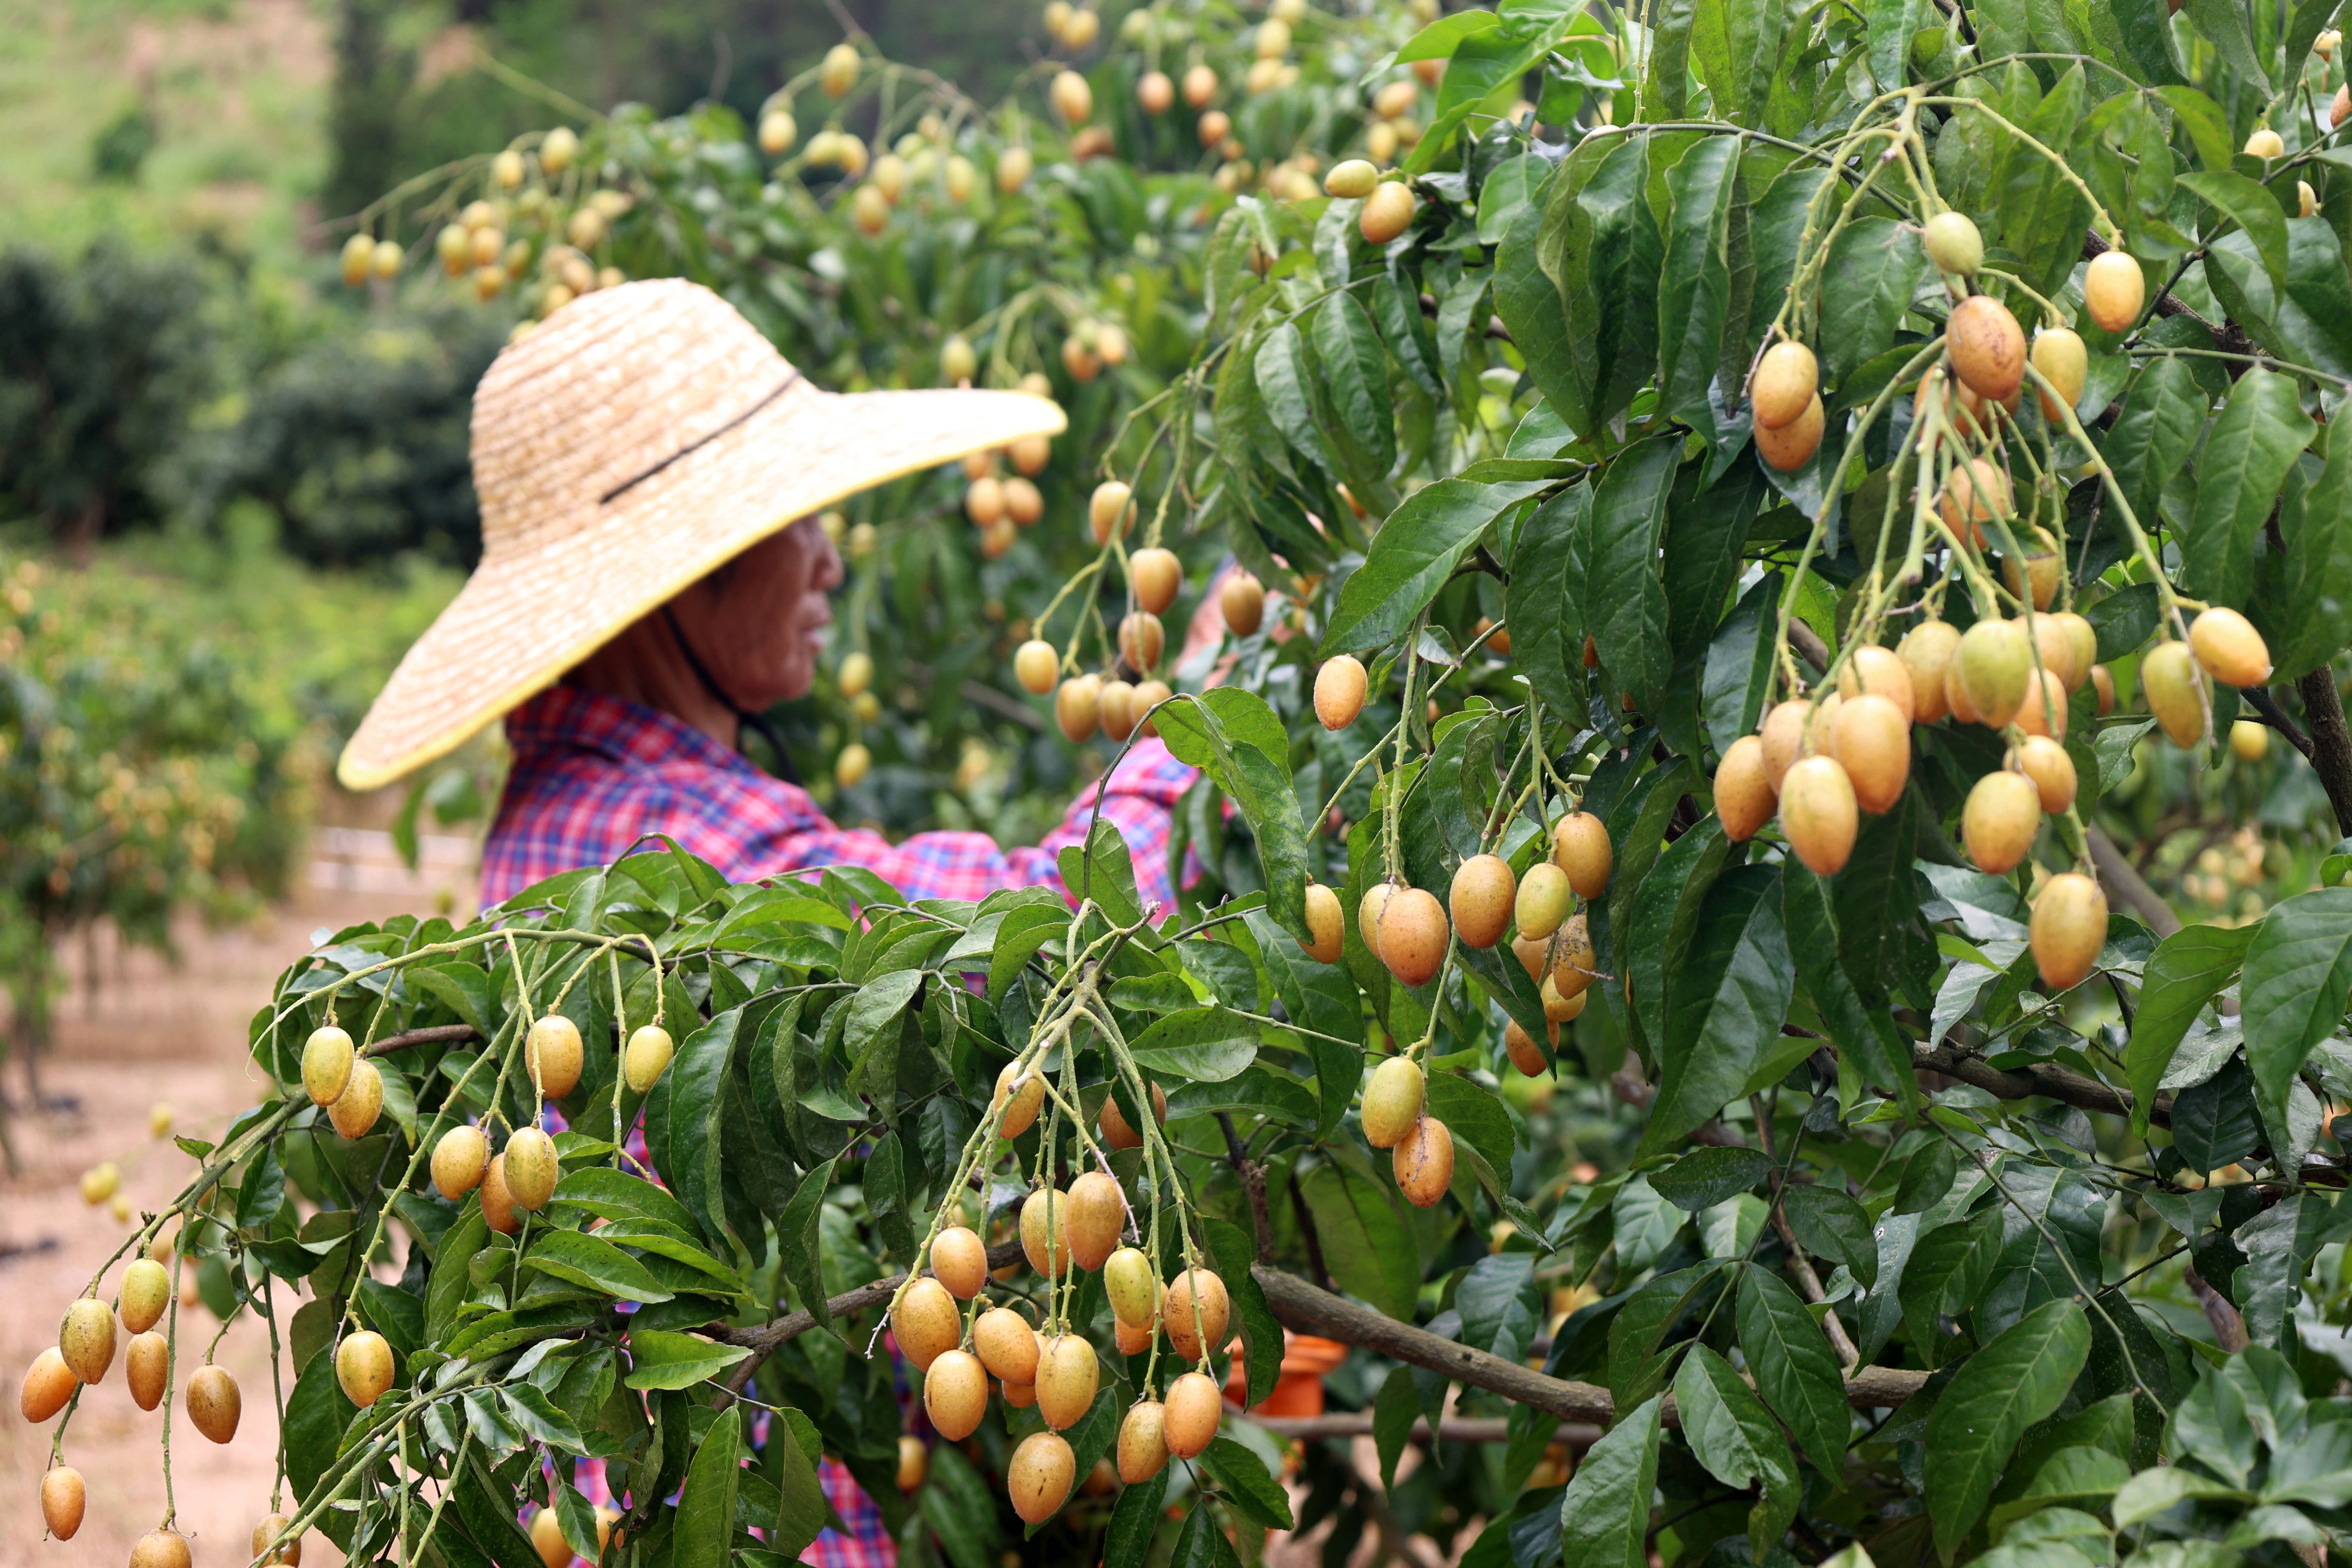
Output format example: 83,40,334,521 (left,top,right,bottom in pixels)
893,1075,1231,1523
1746,209,2145,473
20,1243,306,1567
406,181,630,319
1715,602,2269,991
